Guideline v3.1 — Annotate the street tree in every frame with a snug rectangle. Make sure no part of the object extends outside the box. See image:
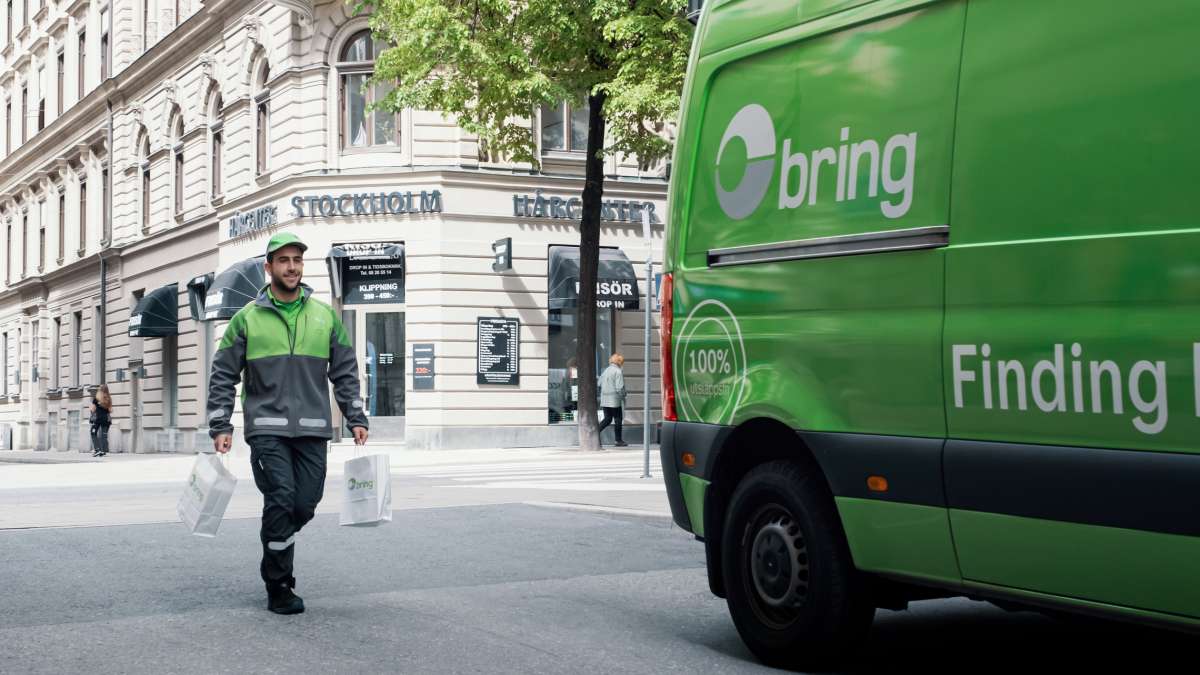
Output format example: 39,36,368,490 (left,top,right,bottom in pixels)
358,0,692,450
